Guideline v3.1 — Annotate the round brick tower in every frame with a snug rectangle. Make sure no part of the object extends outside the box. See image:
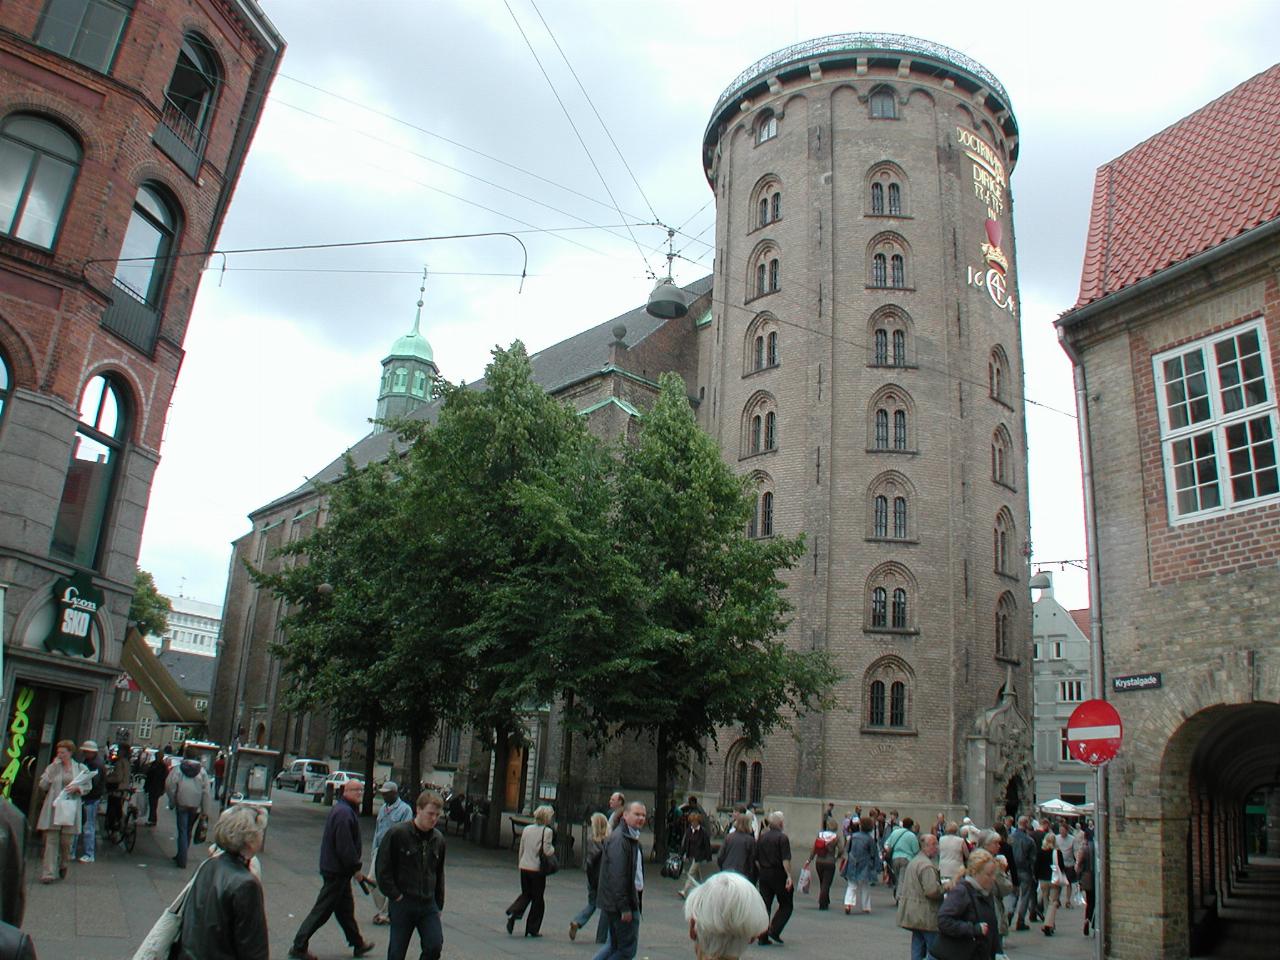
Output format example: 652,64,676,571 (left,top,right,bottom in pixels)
698,34,1032,816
